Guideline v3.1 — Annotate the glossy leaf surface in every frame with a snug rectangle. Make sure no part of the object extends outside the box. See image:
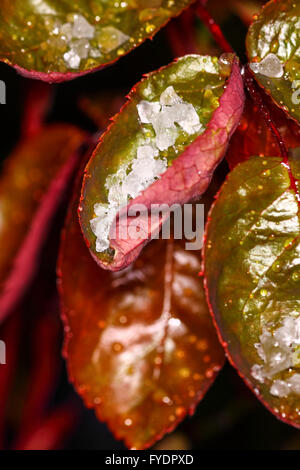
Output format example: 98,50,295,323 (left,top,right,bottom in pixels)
246,0,300,123
0,0,195,82
80,54,244,271
0,125,86,321
59,190,225,449
204,155,300,428
226,96,300,169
